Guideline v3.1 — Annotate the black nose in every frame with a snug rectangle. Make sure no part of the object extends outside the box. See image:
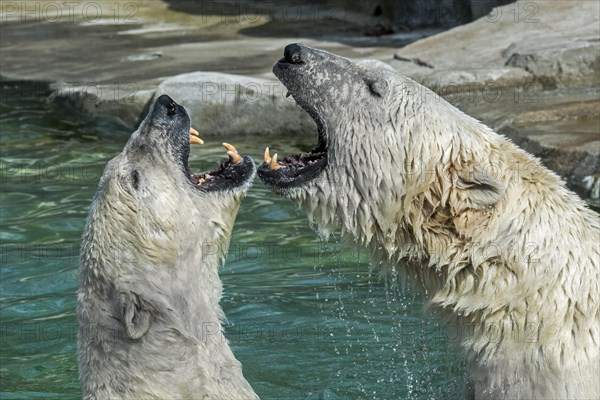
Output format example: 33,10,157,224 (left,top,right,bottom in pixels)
156,94,179,116
284,44,303,64
156,94,175,107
